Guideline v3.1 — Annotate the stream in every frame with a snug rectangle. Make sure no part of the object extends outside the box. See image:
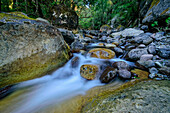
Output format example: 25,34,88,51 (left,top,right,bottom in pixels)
0,53,135,113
